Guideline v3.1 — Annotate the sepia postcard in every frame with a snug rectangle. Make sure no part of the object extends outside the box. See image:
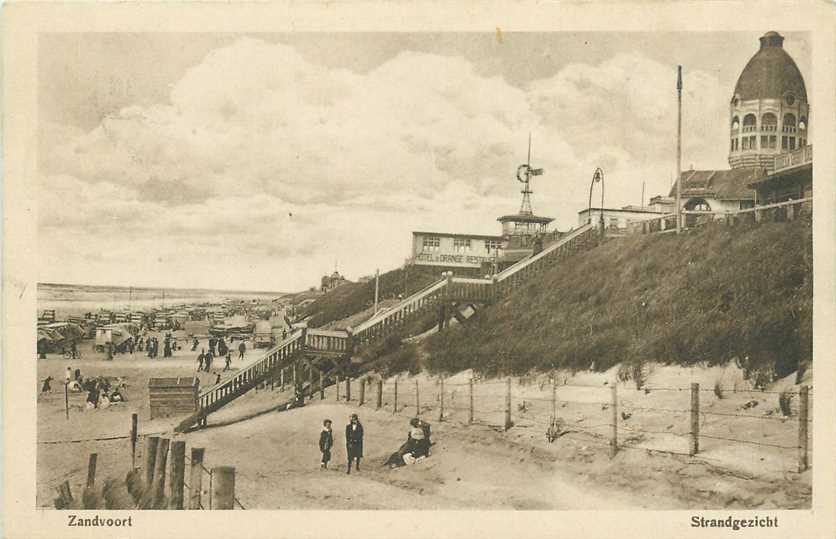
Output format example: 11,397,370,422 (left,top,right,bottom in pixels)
3,1,835,538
